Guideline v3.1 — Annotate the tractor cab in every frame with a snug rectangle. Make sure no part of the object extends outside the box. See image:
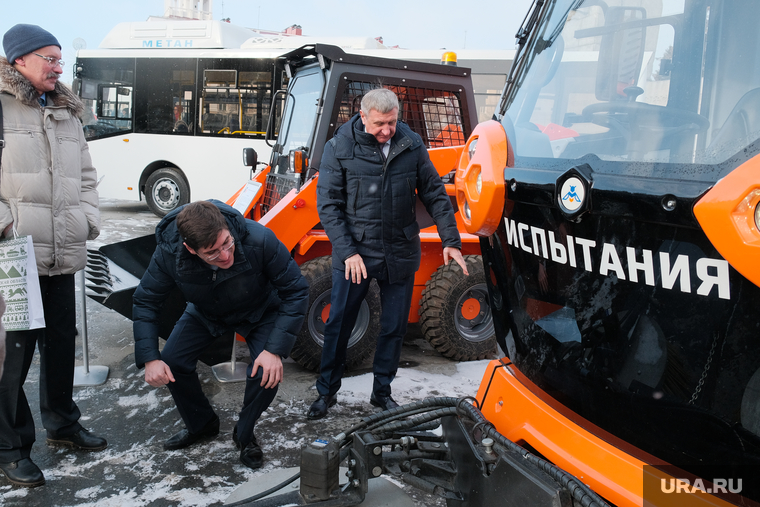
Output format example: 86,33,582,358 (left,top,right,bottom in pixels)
455,0,760,503
242,43,475,219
